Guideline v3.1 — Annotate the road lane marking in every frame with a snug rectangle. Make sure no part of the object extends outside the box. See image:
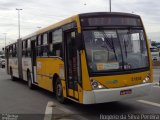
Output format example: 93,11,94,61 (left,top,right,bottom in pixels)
44,101,88,120
55,104,88,120
44,101,54,120
153,86,160,88
137,100,160,107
